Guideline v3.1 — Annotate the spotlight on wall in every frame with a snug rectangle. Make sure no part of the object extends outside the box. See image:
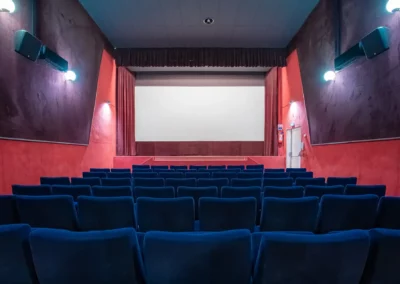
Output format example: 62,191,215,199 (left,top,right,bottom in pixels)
386,0,400,12
64,70,77,81
0,0,16,13
323,70,336,81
